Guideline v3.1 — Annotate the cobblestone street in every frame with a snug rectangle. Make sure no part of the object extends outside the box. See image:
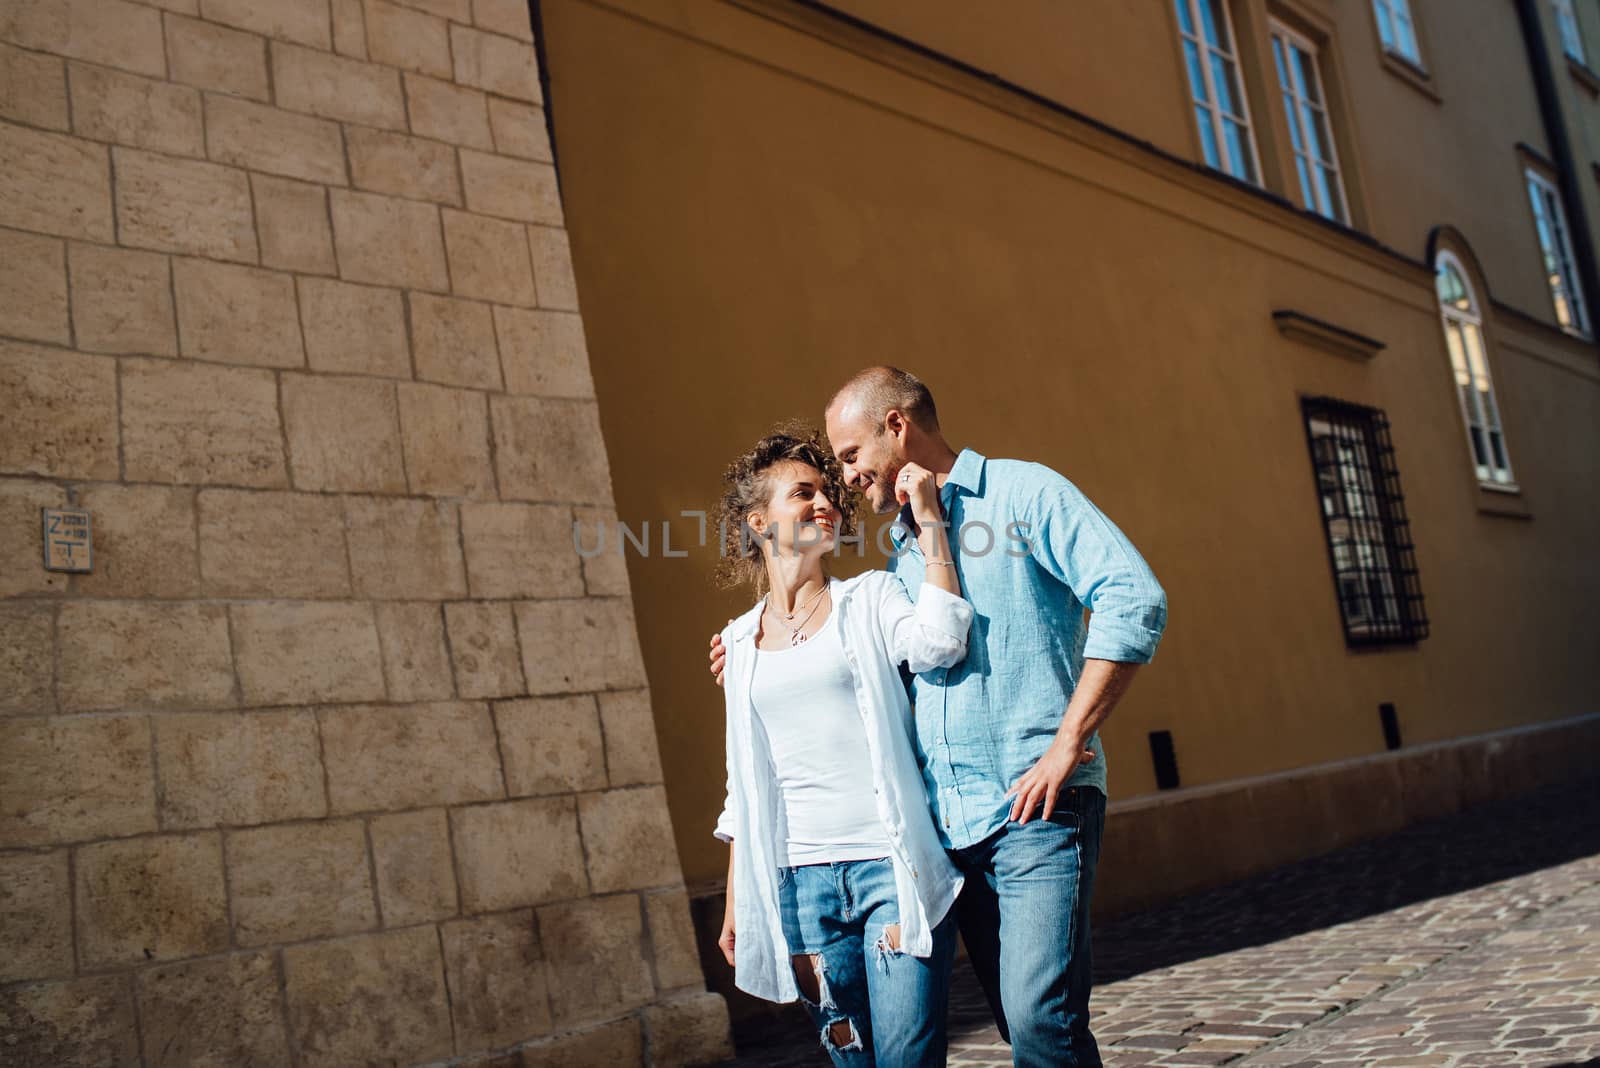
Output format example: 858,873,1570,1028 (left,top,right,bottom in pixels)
720,776,1600,1067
